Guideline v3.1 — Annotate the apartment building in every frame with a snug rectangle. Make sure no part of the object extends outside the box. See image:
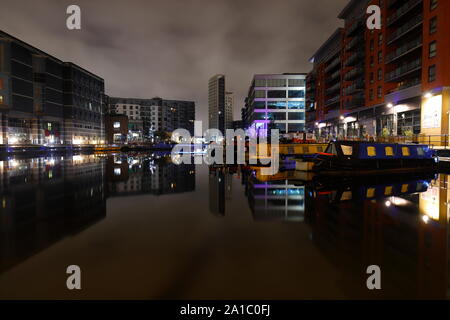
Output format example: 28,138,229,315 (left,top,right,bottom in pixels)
108,97,195,142
243,73,306,136
306,0,450,141
0,30,105,145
